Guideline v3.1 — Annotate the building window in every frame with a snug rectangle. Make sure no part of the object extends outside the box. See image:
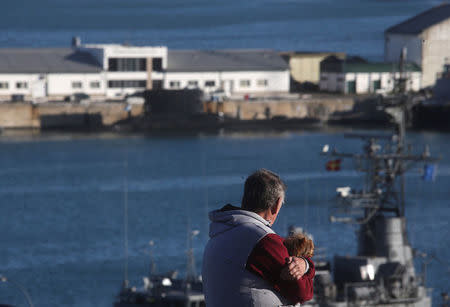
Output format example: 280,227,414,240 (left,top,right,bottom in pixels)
152,58,163,72
108,58,146,72
108,80,146,88
90,81,101,89
72,81,83,89
320,76,328,81
346,80,356,94
152,80,163,90
16,82,28,89
0,82,8,89
372,80,381,92
169,81,181,89
337,77,345,82
257,79,268,87
240,80,251,87
205,80,215,87
188,80,198,88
